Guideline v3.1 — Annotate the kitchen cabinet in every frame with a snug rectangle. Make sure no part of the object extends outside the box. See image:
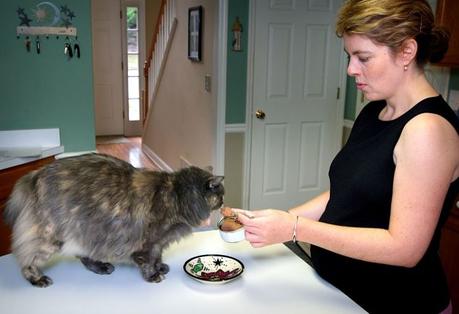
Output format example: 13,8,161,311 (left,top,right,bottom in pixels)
439,193,459,313
436,0,459,67
0,156,55,256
